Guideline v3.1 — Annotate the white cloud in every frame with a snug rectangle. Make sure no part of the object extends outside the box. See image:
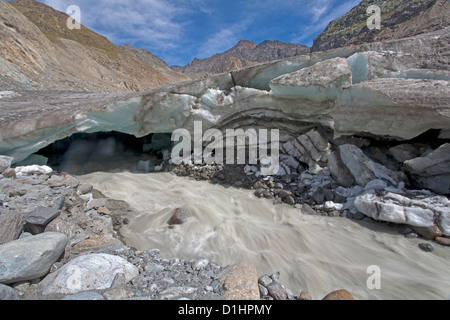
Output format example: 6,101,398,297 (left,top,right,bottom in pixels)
39,0,187,51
